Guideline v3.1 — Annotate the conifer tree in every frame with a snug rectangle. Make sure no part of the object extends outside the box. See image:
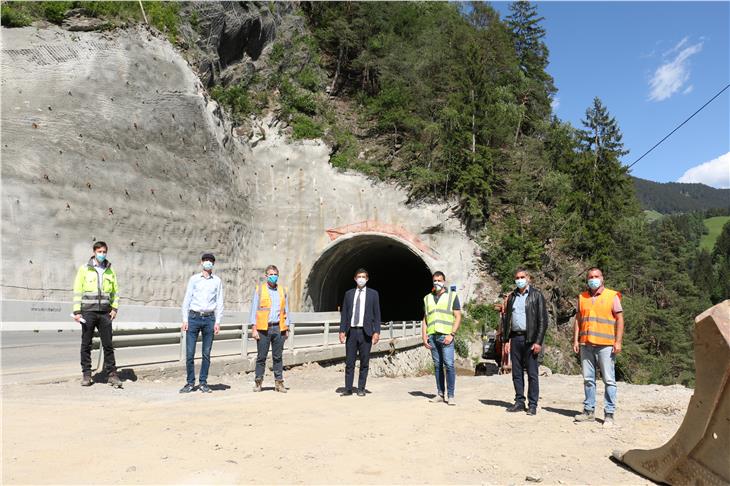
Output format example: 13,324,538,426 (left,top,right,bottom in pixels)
506,1,556,137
